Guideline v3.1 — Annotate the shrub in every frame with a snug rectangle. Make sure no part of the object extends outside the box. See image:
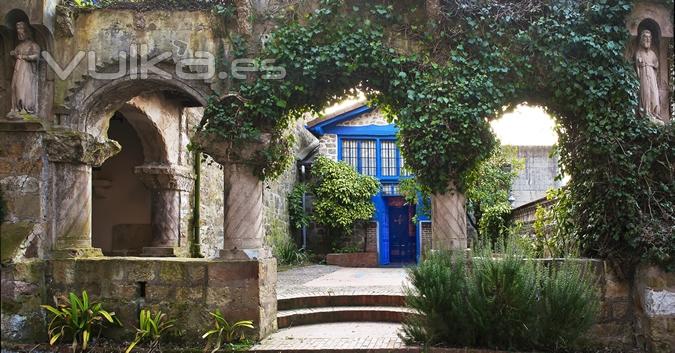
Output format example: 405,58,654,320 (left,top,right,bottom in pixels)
403,241,600,351
311,156,380,236
531,187,580,258
41,291,121,352
202,309,254,353
125,309,174,353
